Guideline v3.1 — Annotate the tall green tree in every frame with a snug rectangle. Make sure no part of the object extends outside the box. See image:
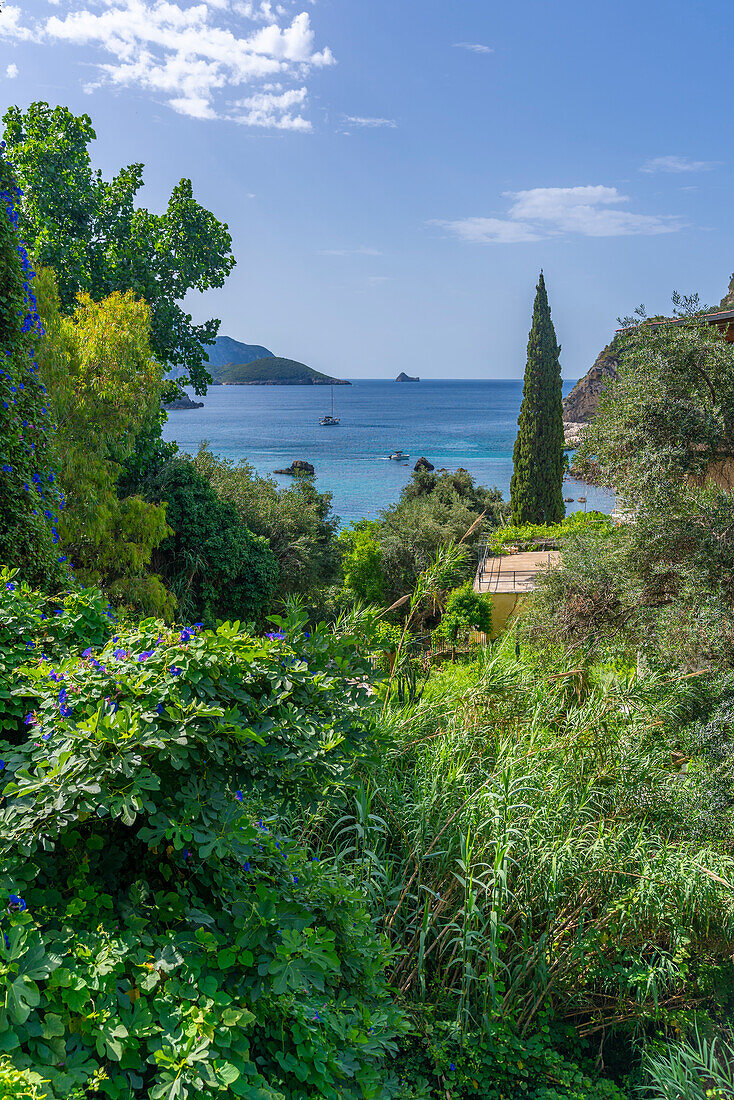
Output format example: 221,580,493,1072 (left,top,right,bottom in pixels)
510,272,565,525
2,102,236,393
0,150,62,585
